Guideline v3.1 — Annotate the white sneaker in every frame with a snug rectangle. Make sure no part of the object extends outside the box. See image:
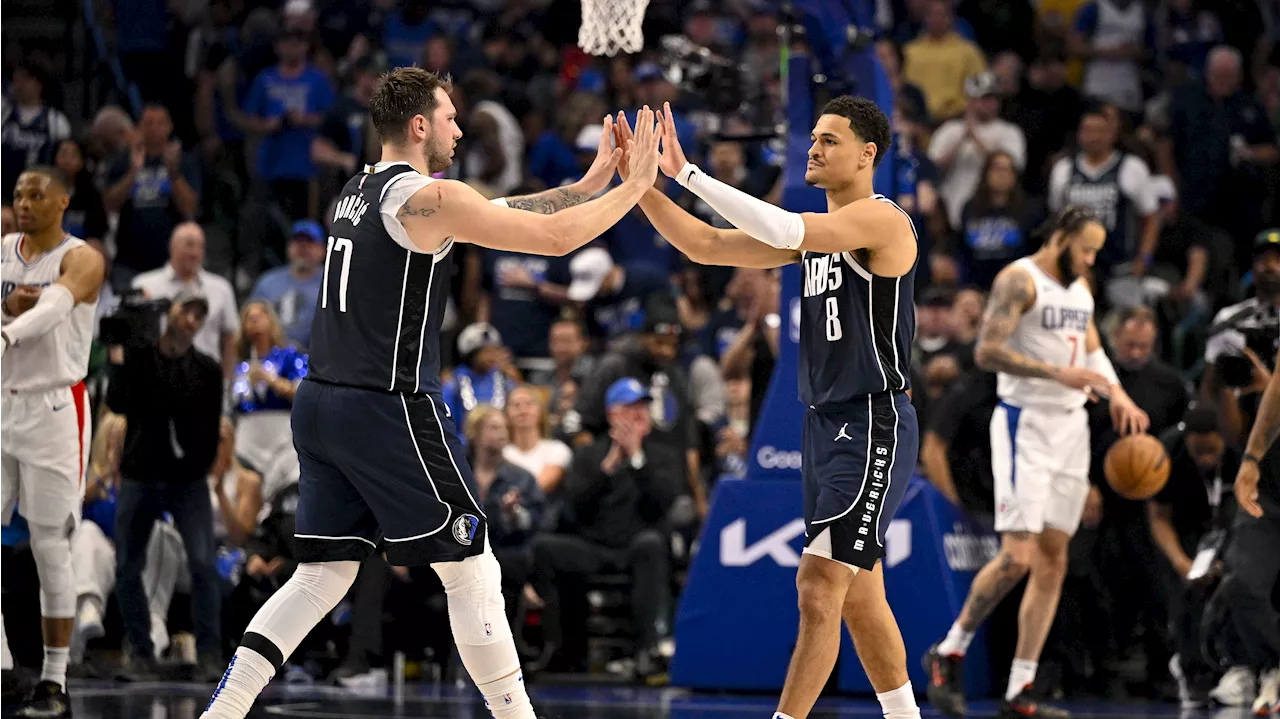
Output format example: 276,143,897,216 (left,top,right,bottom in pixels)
1211,666,1257,707
335,667,386,691
1254,668,1279,716
70,600,105,663
150,613,170,660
